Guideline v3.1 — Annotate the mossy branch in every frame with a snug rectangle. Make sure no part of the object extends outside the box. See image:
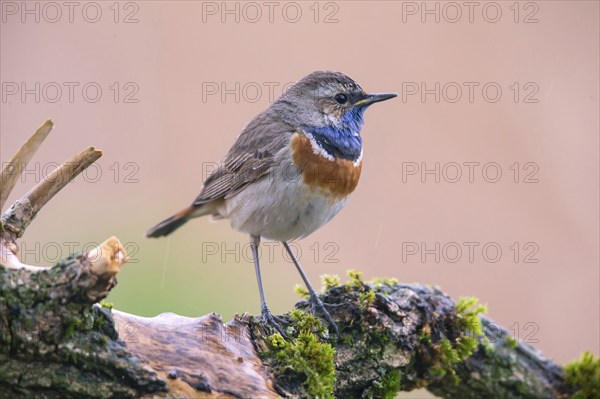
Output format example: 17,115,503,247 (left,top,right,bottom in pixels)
0,241,166,398
2,266,590,399
1,121,596,398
